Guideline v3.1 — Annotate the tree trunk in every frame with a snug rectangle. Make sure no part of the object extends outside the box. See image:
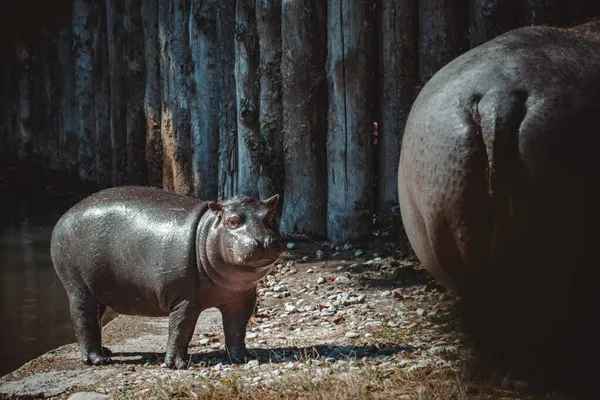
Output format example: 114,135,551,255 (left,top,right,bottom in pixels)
106,0,127,185
378,0,418,216
280,0,328,238
418,0,470,83
469,0,520,47
235,0,260,197
73,0,96,182
56,23,78,174
255,0,283,200
141,0,163,188
123,0,147,185
16,38,33,164
189,0,220,200
327,0,377,243
217,0,238,199
92,0,111,184
158,0,192,195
